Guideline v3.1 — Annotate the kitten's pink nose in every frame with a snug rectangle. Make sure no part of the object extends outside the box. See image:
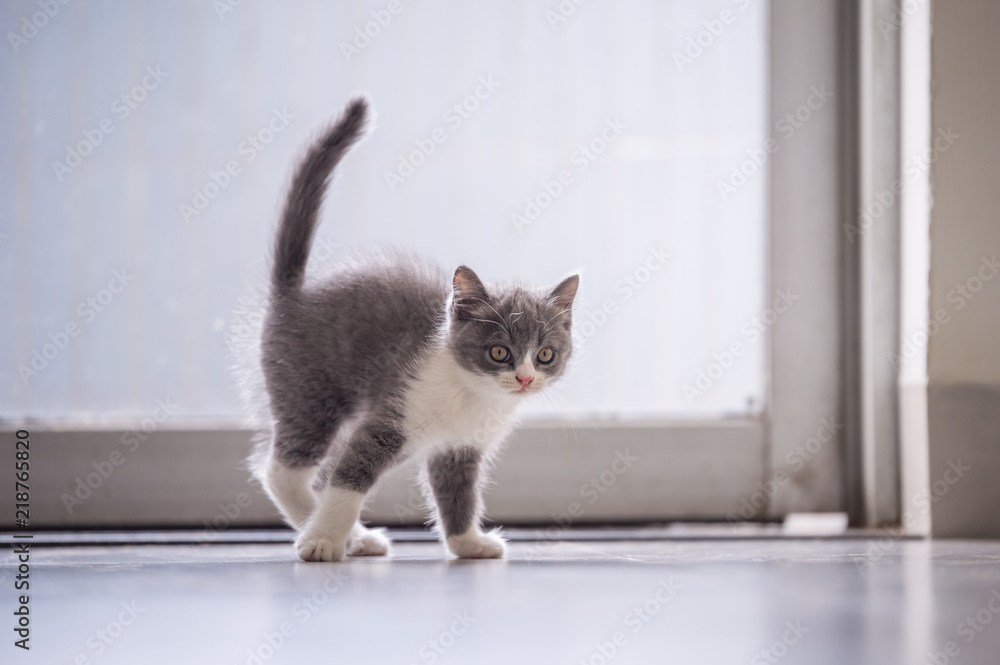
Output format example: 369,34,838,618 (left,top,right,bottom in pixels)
517,375,533,388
